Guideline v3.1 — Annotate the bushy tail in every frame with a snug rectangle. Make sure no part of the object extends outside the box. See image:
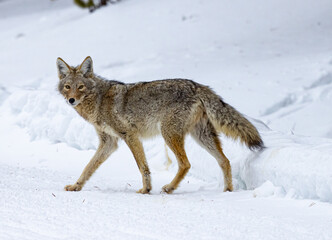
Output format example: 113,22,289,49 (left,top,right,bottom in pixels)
198,87,264,151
